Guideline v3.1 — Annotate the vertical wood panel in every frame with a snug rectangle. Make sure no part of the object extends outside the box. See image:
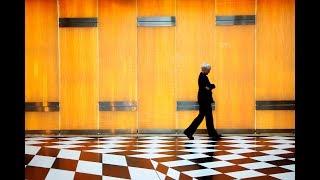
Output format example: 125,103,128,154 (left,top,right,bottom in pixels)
215,0,255,129
25,0,59,130
99,0,137,131
214,26,255,129
137,0,176,129
215,0,255,15
138,0,175,16
256,0,295,129
59,0,97,17
59,0,98,129
176,0,215,129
